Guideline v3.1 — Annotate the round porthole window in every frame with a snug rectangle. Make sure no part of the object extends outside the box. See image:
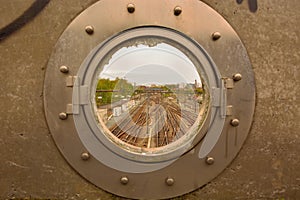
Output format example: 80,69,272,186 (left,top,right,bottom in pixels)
74,27,218,165
44,0,255,199
94,33,209,154
95,39,207,153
